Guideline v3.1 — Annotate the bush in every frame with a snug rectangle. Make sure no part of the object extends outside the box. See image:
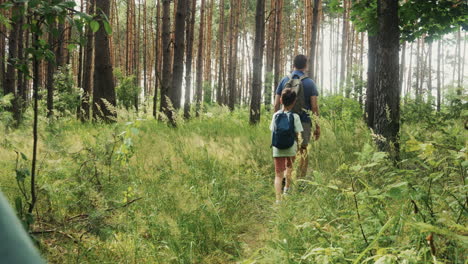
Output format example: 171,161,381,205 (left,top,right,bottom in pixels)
115,68,141,110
